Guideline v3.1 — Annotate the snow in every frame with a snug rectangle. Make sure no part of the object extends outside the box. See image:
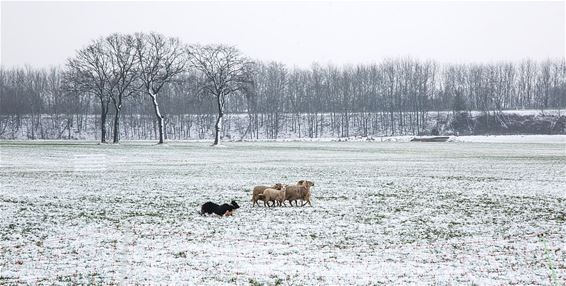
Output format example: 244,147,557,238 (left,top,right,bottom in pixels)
450,135,566,144
0,139,565,284
2,109,564,141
